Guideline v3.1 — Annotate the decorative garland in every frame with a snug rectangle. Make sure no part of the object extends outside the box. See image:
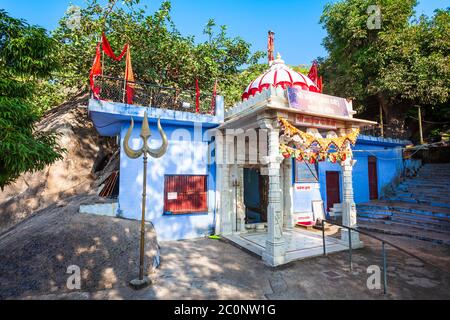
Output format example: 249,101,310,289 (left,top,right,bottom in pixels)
278,117,359,152
280,144,352,164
